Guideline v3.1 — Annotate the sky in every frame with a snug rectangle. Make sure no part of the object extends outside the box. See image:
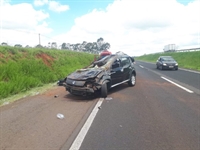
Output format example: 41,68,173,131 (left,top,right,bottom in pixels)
0,0,199,56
